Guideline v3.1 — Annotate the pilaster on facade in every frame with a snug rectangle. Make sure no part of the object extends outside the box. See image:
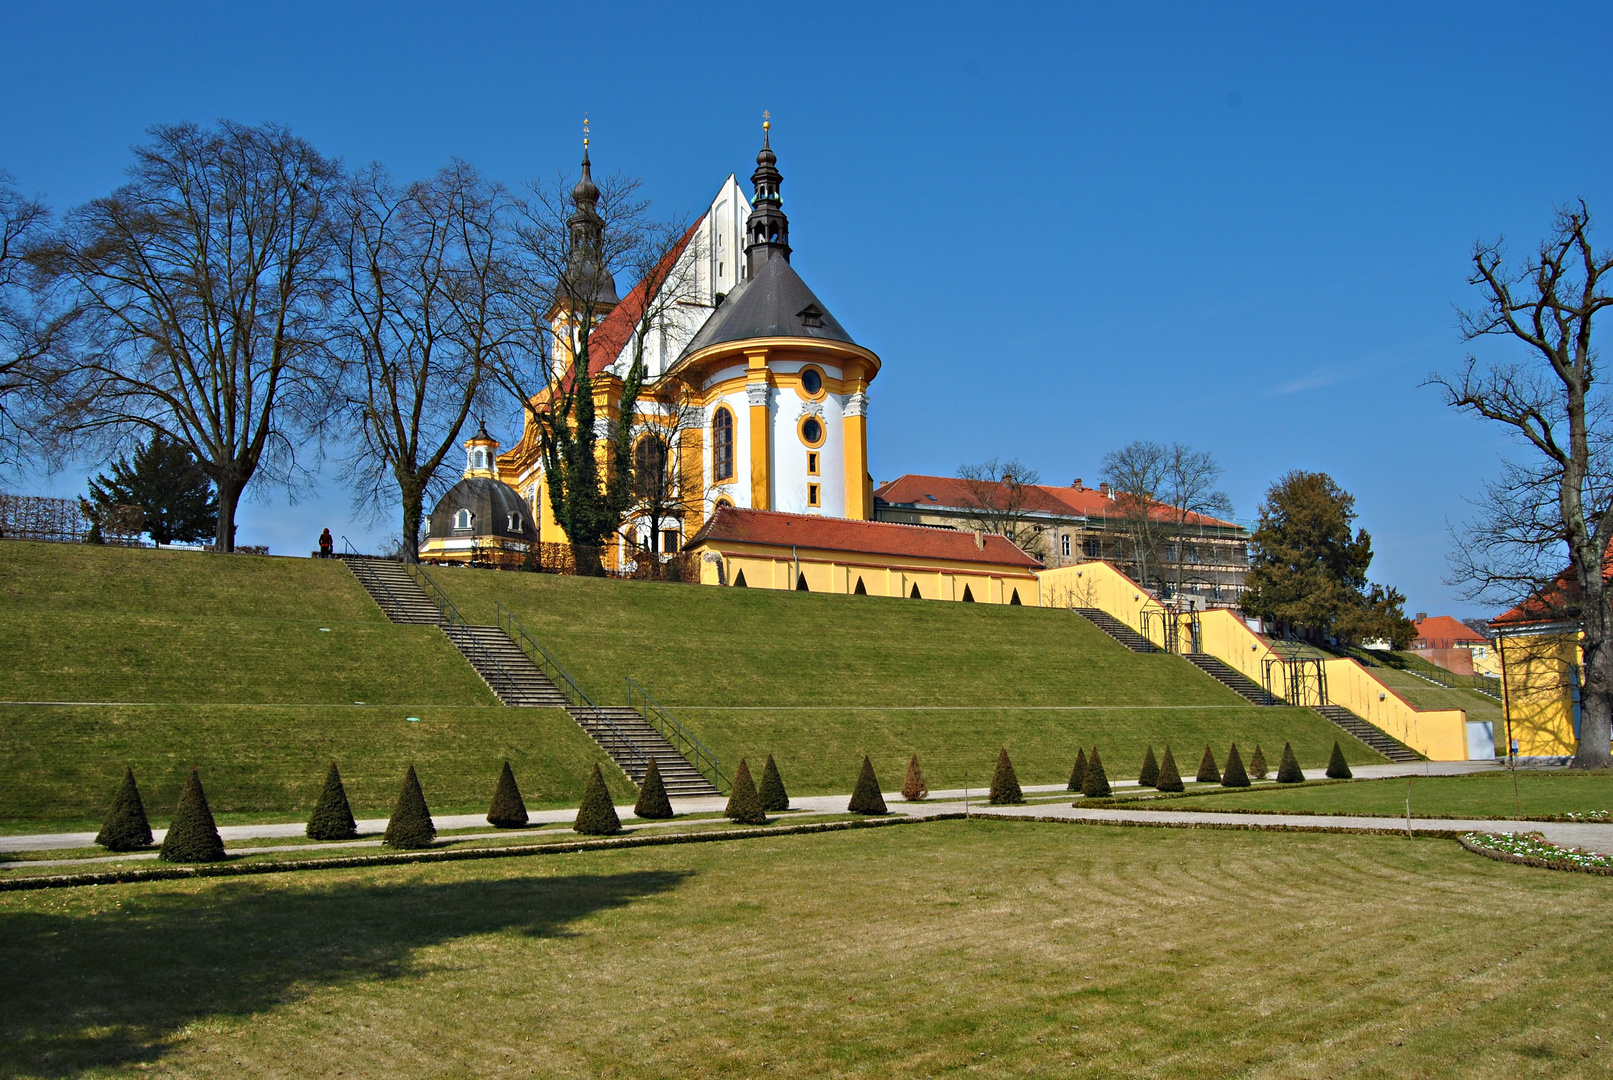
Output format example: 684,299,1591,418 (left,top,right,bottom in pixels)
745,348,773,511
